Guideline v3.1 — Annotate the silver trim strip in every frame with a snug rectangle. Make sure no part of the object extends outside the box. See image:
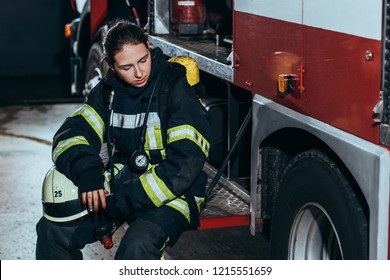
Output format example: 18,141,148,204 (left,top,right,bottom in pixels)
149,35,233,82
251,95,390,259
